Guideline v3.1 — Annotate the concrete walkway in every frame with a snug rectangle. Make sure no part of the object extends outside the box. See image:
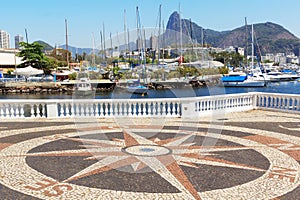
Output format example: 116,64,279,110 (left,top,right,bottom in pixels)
0,110,300,199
